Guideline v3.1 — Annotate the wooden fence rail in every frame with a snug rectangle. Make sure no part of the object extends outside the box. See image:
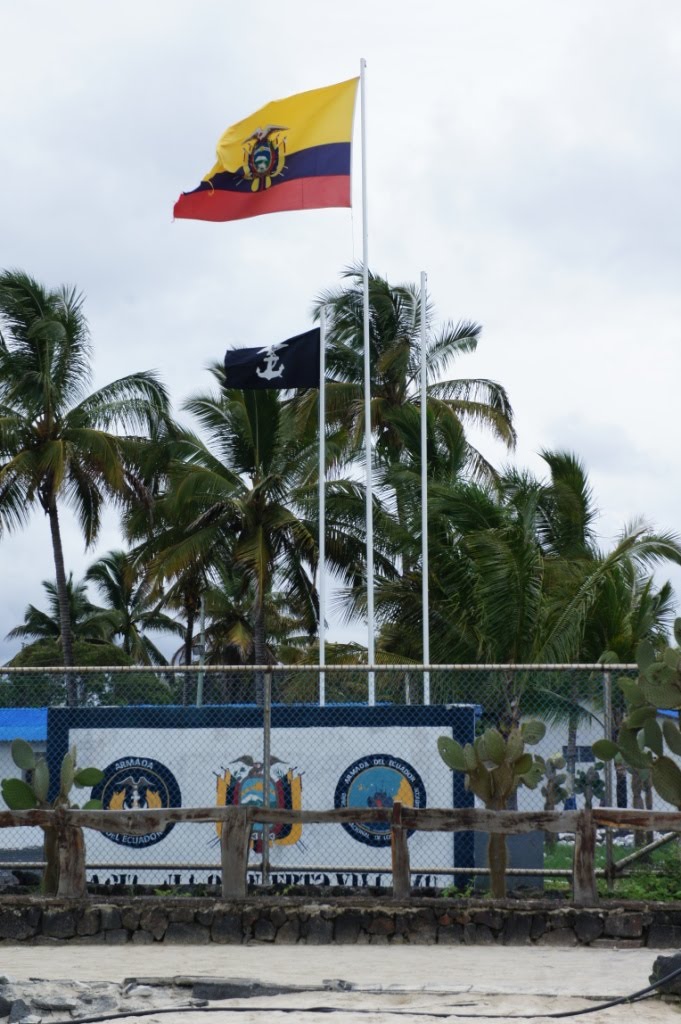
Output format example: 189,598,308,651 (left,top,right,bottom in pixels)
1,805,679,905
